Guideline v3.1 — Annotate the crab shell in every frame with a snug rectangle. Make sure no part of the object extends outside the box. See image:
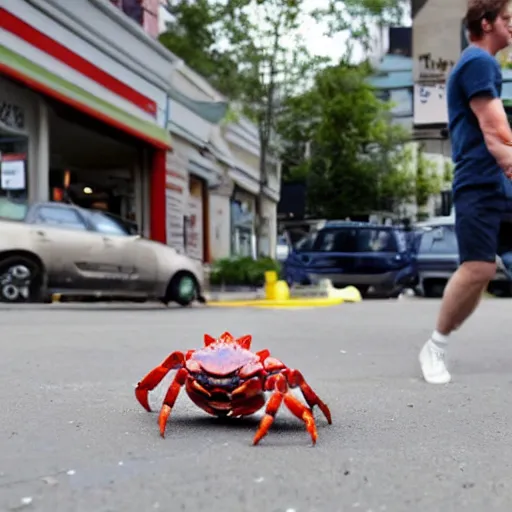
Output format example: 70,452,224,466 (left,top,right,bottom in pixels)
183,332,282,417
